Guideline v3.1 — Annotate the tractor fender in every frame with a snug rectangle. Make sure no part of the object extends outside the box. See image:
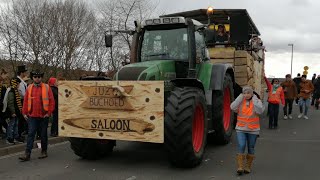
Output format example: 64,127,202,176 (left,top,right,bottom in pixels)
210,64,234,91
171,78,205,93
